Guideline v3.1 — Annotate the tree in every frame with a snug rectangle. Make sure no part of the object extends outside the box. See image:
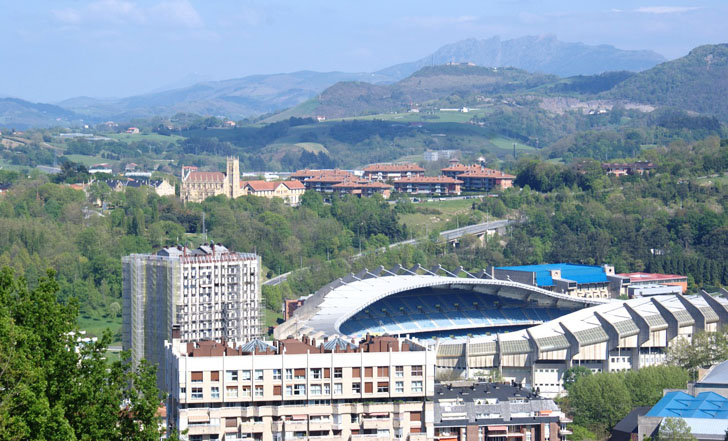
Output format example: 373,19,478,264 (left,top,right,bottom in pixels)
563,366,592,391
0,267,171,440
569,372,632,430
667,331,728,378
658,418,696,441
